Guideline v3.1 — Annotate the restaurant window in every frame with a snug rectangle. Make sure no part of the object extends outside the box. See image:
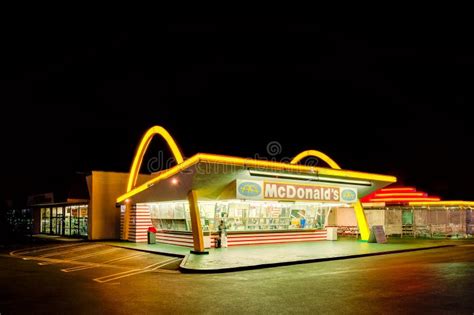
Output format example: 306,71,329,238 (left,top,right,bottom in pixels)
41,208,50,234
148,200,333,233
150,202,191,232
79,205,88,236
